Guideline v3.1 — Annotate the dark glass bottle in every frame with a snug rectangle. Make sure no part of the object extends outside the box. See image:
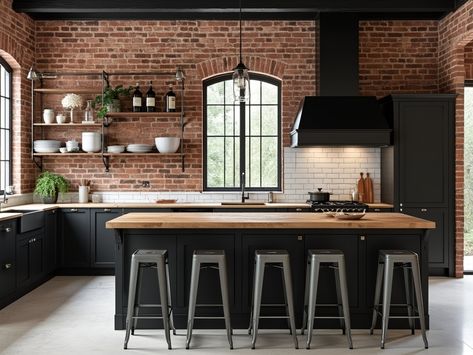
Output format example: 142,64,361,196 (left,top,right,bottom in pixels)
164,84,176,112
132,83,142,112
146,81,156,112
